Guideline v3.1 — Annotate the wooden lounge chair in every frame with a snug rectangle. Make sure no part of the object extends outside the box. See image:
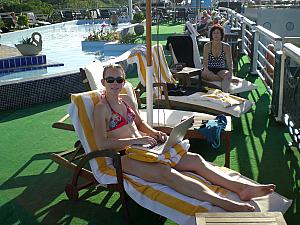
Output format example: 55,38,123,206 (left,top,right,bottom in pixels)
127,44,253,117
53,59,233,166
170,23,257,94
52,90,292,225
